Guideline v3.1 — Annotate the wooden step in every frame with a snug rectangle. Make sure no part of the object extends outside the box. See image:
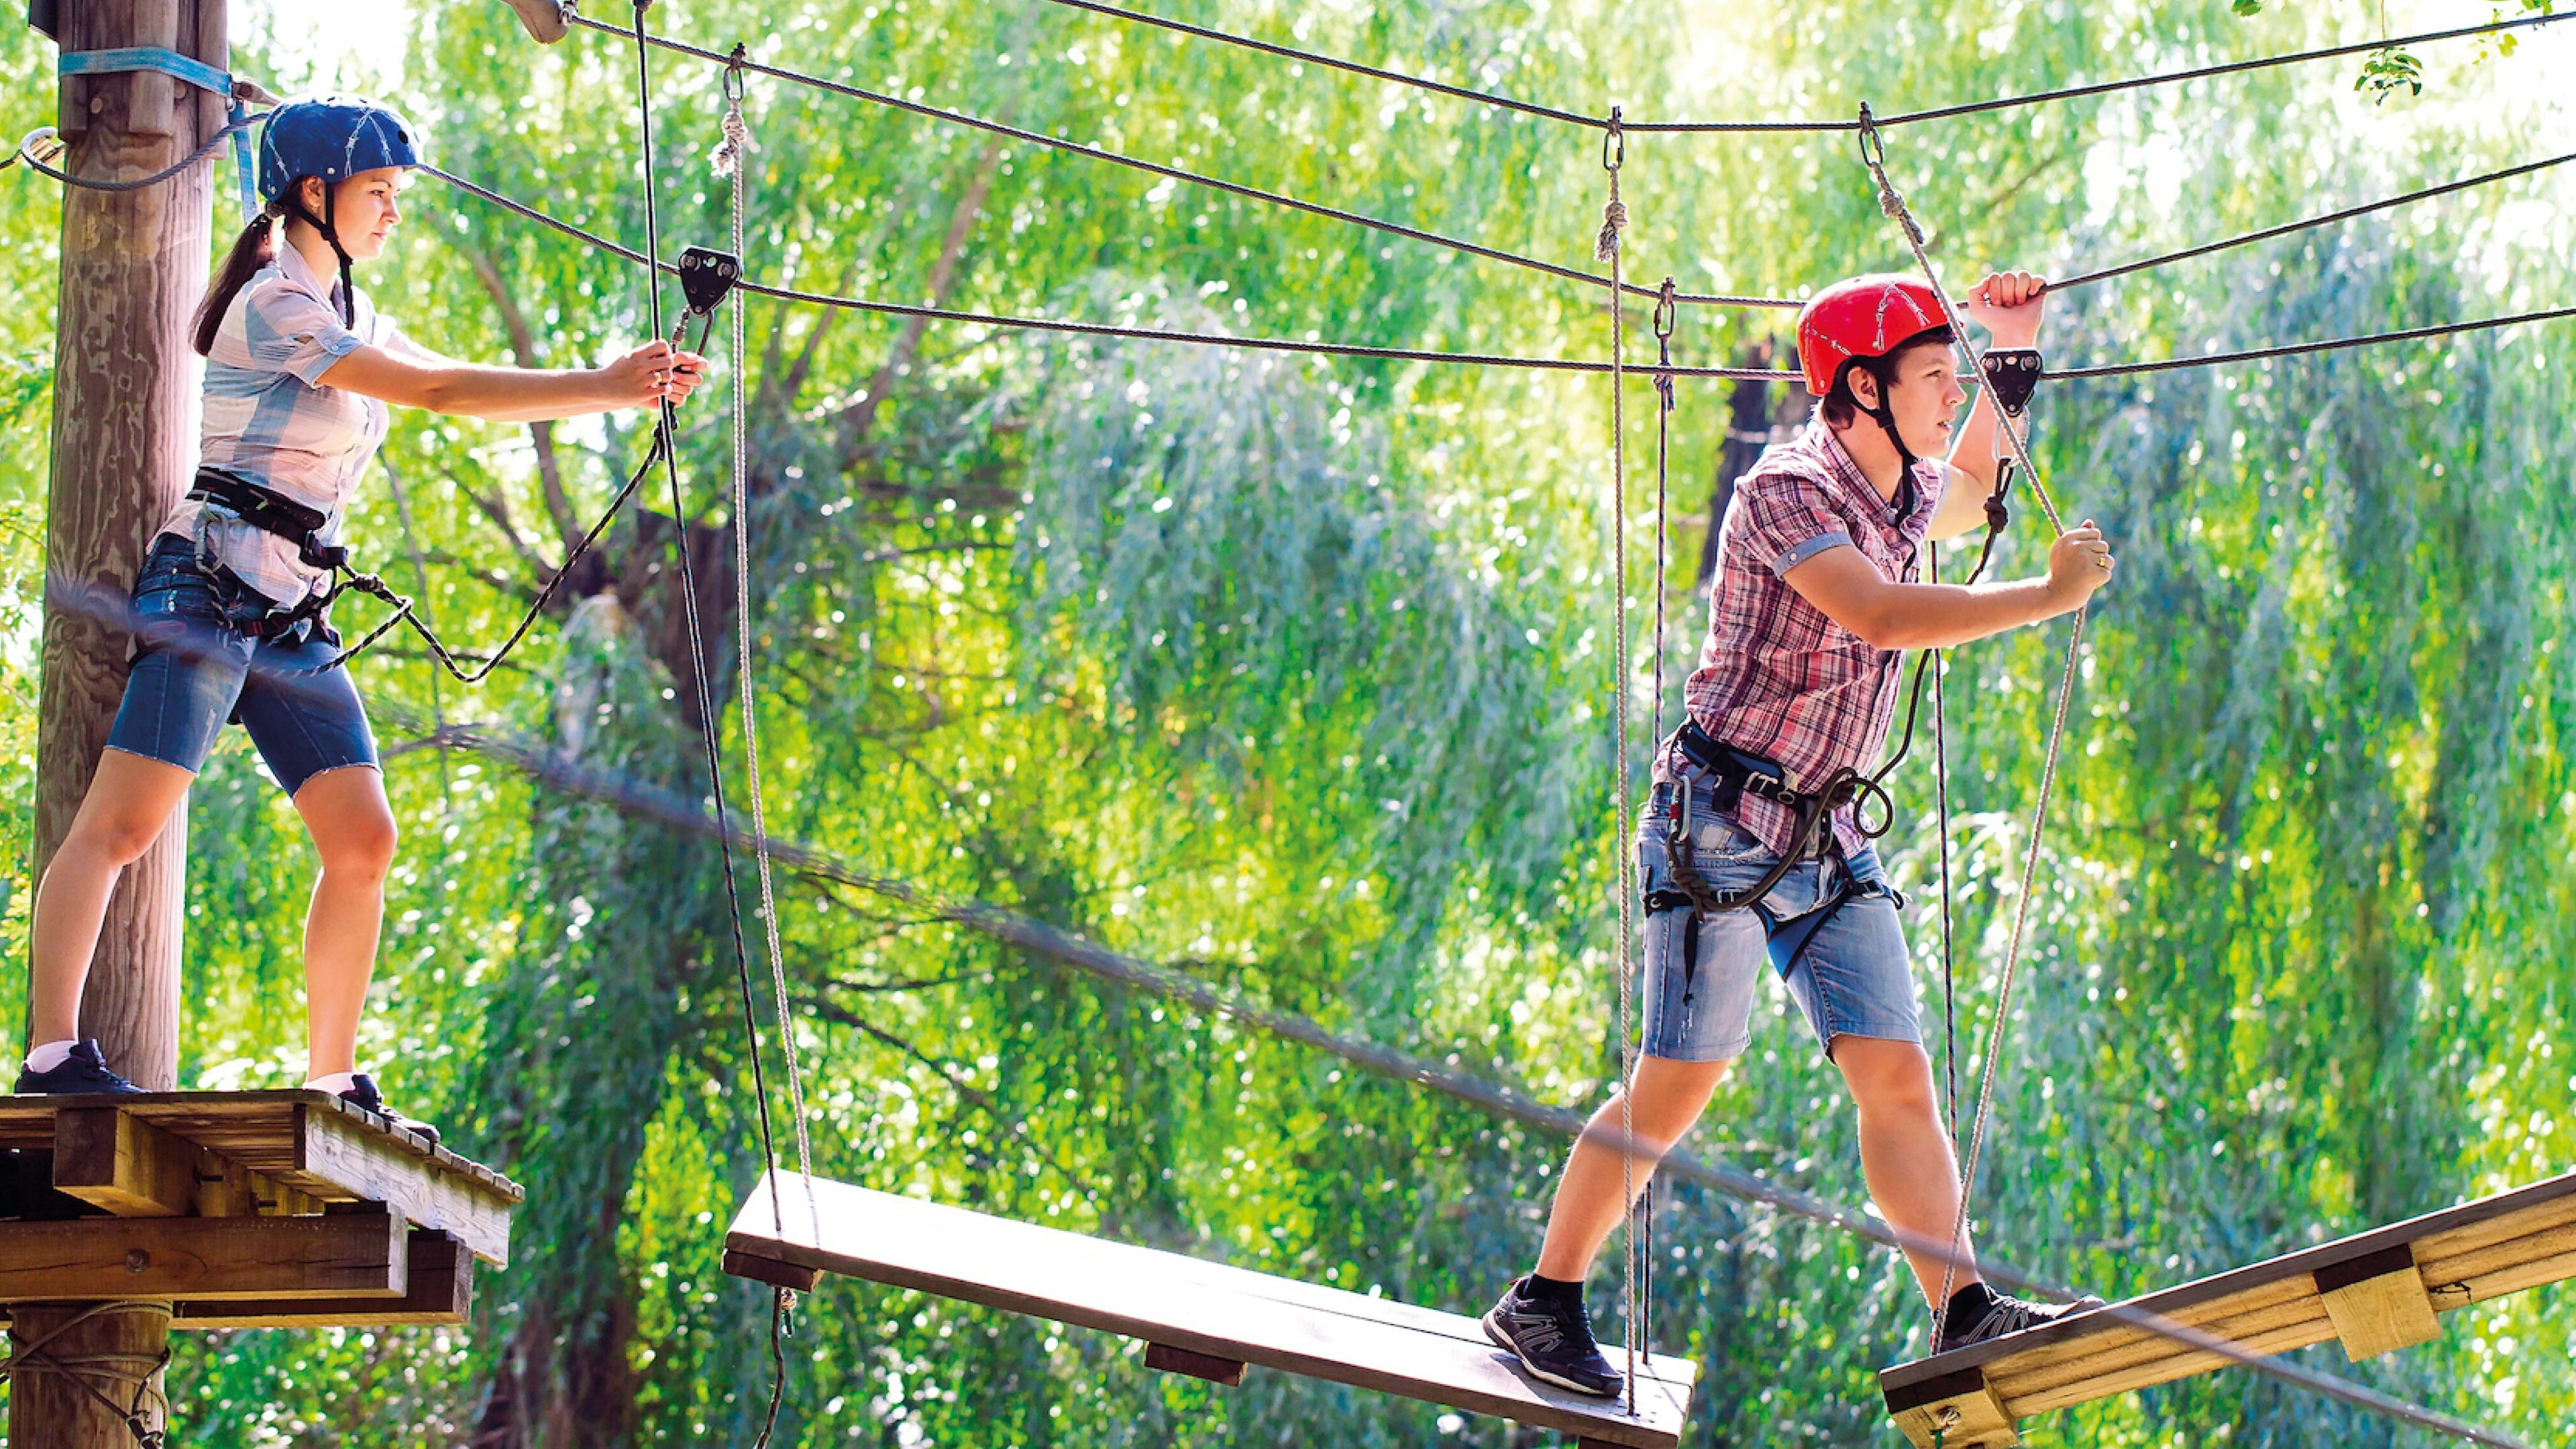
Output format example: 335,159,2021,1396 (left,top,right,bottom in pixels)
724,1171,1697,1449
1880,1169,2576,1447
